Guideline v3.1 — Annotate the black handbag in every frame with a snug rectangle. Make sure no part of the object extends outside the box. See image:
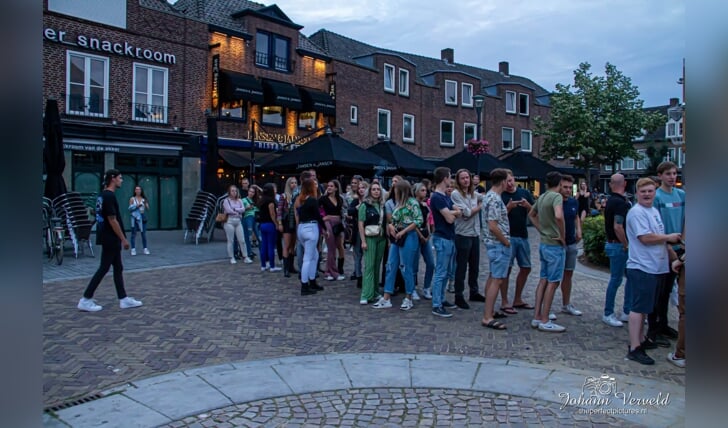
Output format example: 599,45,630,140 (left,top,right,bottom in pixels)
389,228,406,247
